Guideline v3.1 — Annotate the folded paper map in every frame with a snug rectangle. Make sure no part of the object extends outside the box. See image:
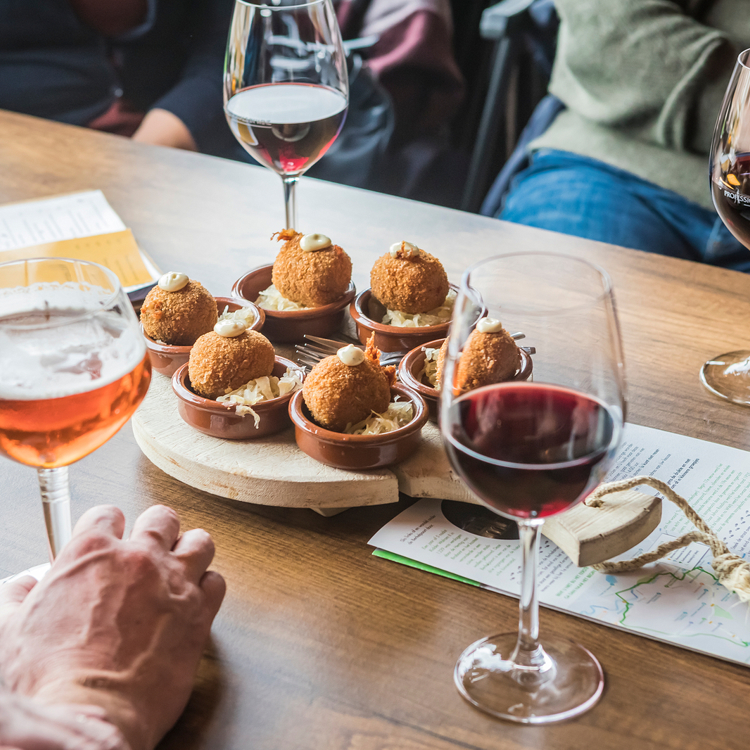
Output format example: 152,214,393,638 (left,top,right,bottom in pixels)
370,424,750,666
